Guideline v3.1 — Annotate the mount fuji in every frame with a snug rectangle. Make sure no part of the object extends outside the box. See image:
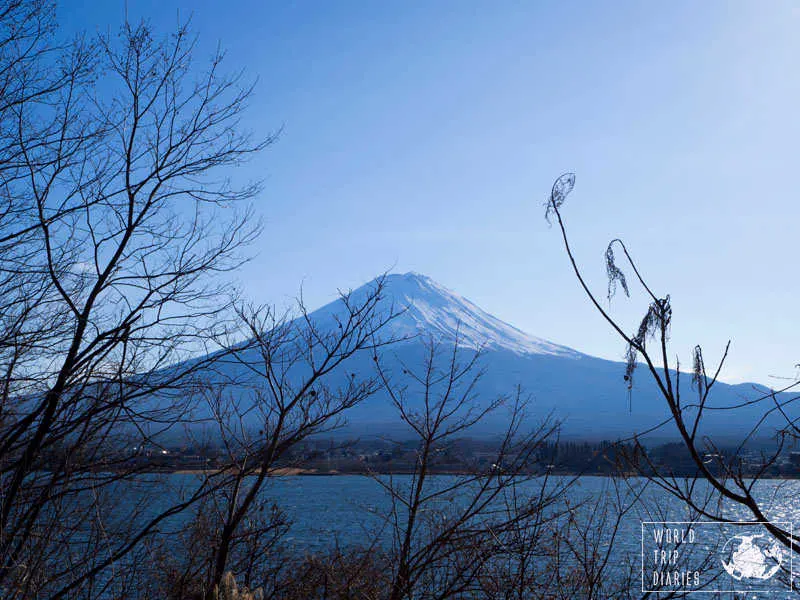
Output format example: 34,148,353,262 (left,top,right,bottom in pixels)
198,272,779,441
